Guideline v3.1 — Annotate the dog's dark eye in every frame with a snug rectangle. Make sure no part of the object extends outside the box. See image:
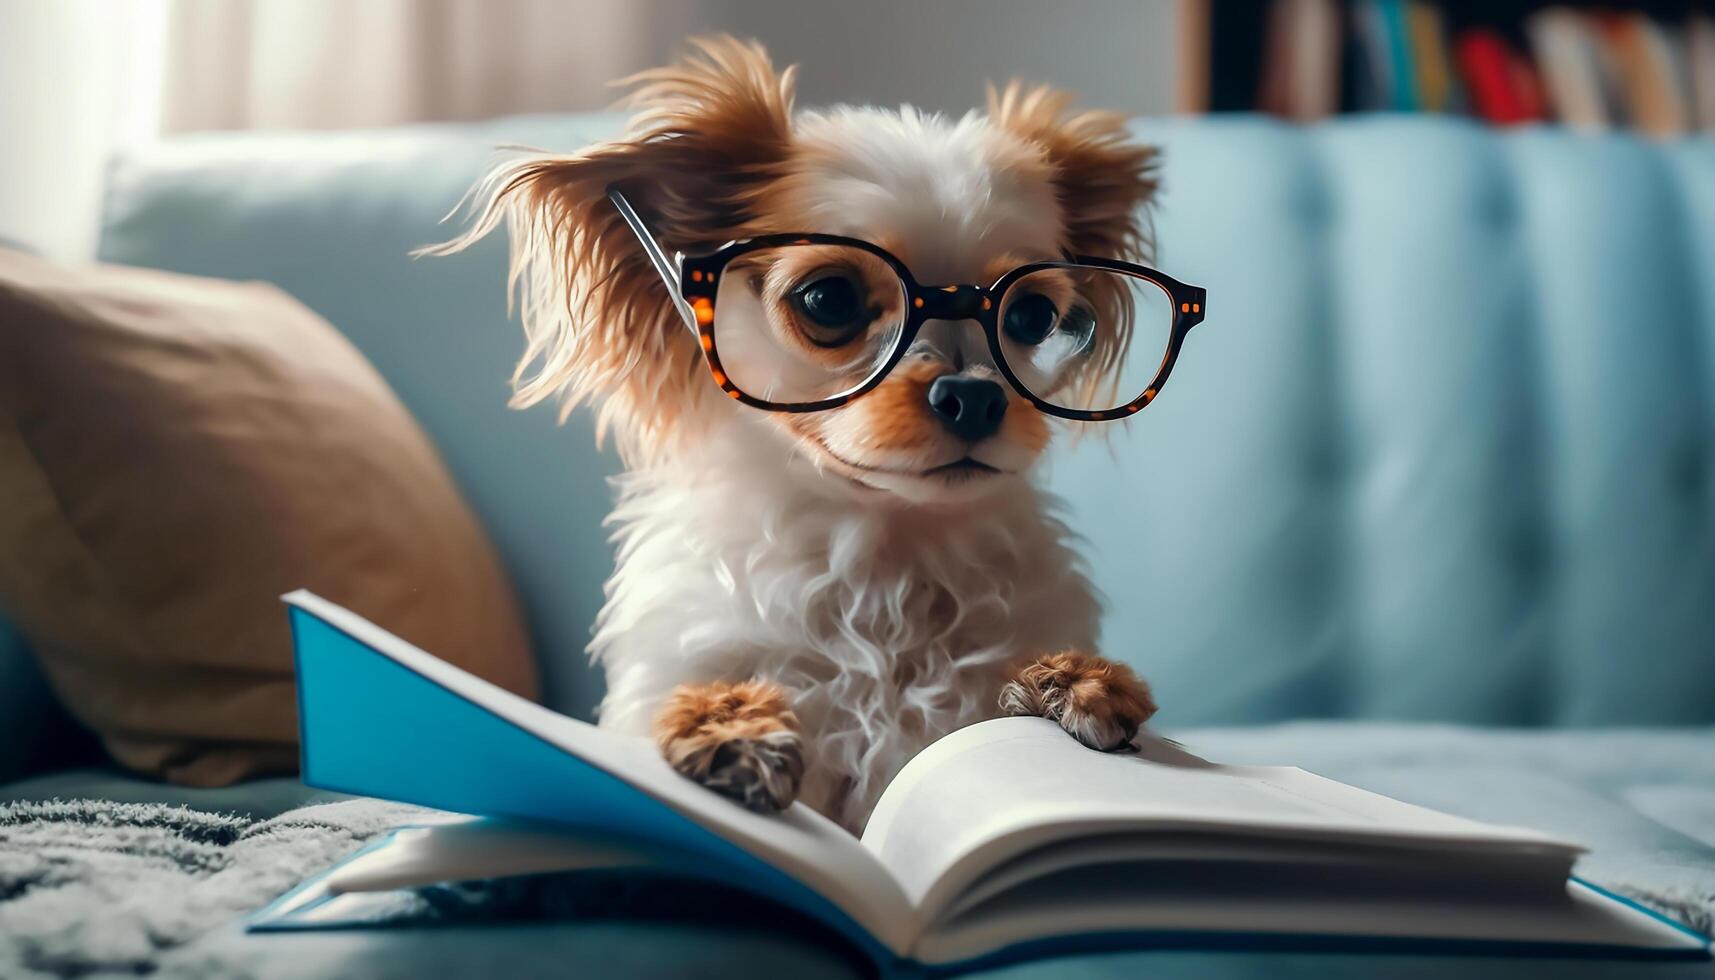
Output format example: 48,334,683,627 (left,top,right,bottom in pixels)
790,273,869,347
1003,292,1058,346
